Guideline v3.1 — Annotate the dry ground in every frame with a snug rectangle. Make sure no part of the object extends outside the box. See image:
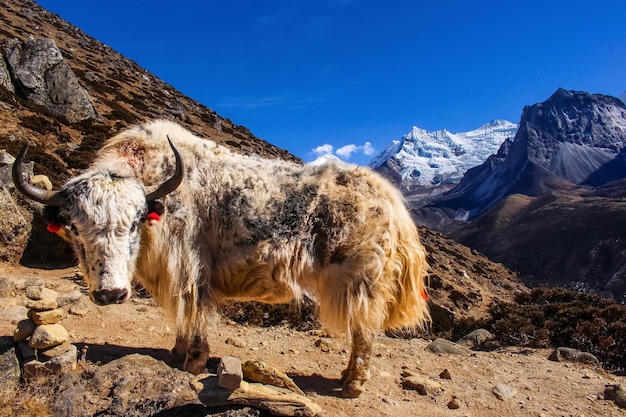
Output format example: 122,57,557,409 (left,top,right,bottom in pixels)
1,264,625,417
